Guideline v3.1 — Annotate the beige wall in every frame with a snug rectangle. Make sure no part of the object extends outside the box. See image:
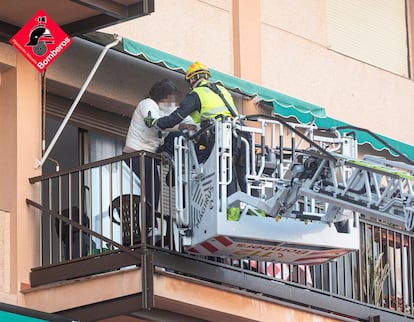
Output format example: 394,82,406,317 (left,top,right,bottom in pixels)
409,0,414,79
232,0,262,83
261,0,414,146
262,0,327,45
0,60,18,301
0,51,42,305
105,0,414,146
0,210,14,303
102,0,233,74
